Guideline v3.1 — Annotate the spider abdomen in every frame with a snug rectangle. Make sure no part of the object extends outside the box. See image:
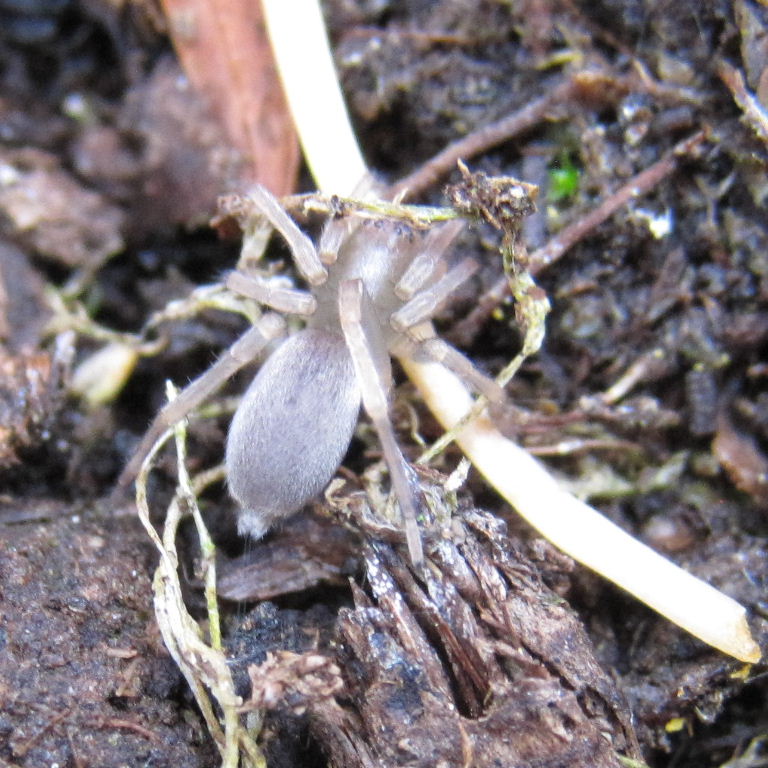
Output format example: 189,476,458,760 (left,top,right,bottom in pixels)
226,328,361,539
